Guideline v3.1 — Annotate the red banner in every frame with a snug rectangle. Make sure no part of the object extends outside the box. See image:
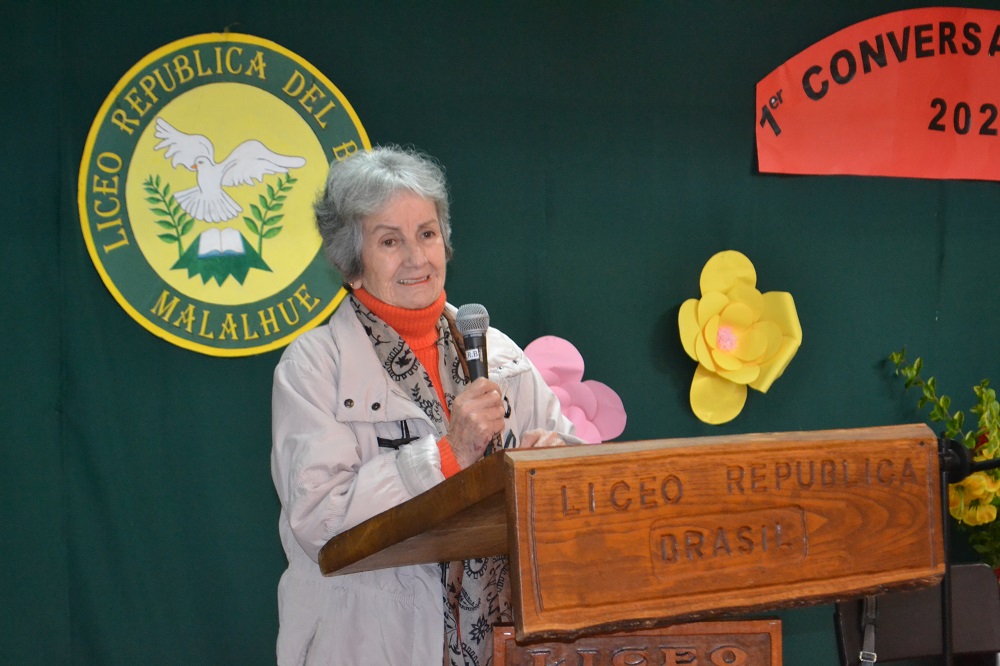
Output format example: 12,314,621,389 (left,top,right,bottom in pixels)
756,7,1000,181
